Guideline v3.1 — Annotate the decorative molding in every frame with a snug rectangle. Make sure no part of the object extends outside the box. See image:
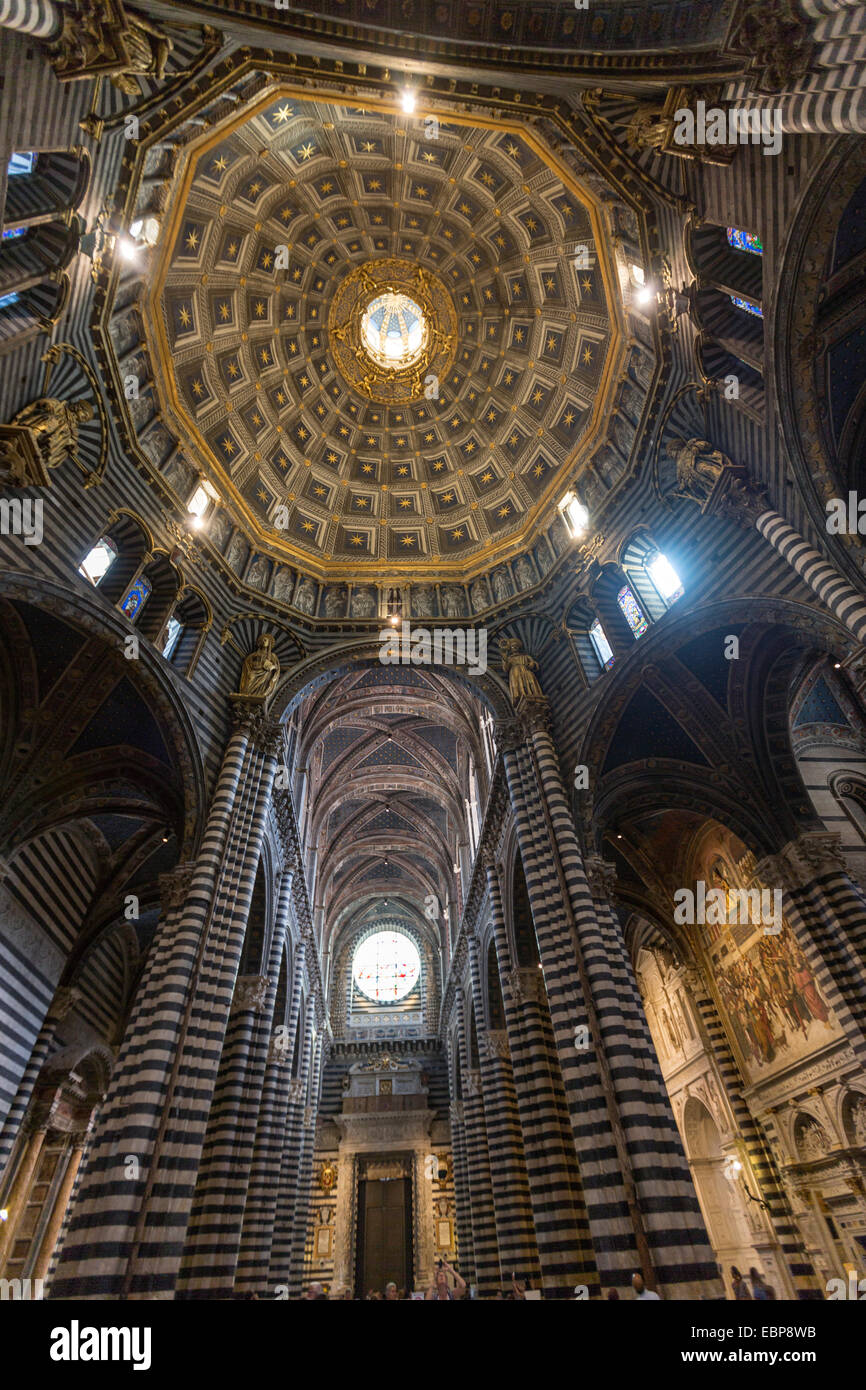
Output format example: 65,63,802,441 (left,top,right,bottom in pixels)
231,973,271,1015
158,862,195,913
